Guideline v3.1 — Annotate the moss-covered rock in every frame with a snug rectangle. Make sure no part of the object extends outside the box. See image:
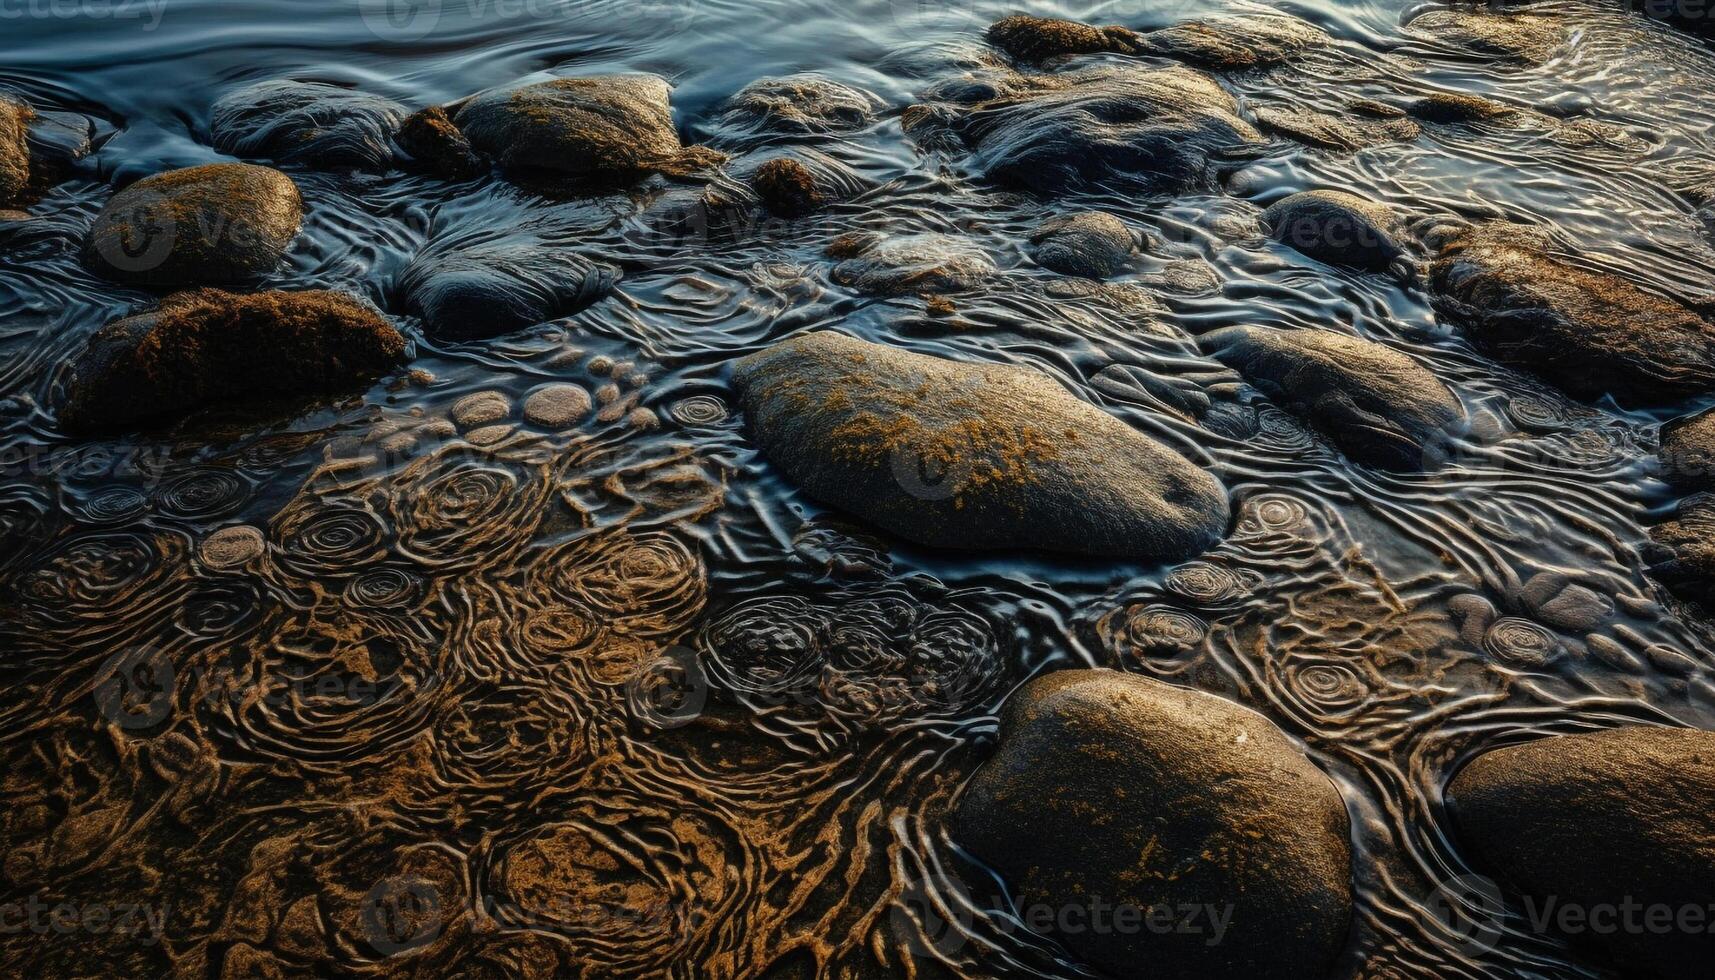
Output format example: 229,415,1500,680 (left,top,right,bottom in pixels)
1430,224,1715,403
1,94,32,206
1448,726,1715,980
1658,405,1715,488
715,73,882,141
60,288,406,432
452,74,725,189
952,669,1353,979
732,332,1229,559
985,14,1142,63
1139,14,1334,69
396,105,482,179
1201,325,1465,470
83,163,304,287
